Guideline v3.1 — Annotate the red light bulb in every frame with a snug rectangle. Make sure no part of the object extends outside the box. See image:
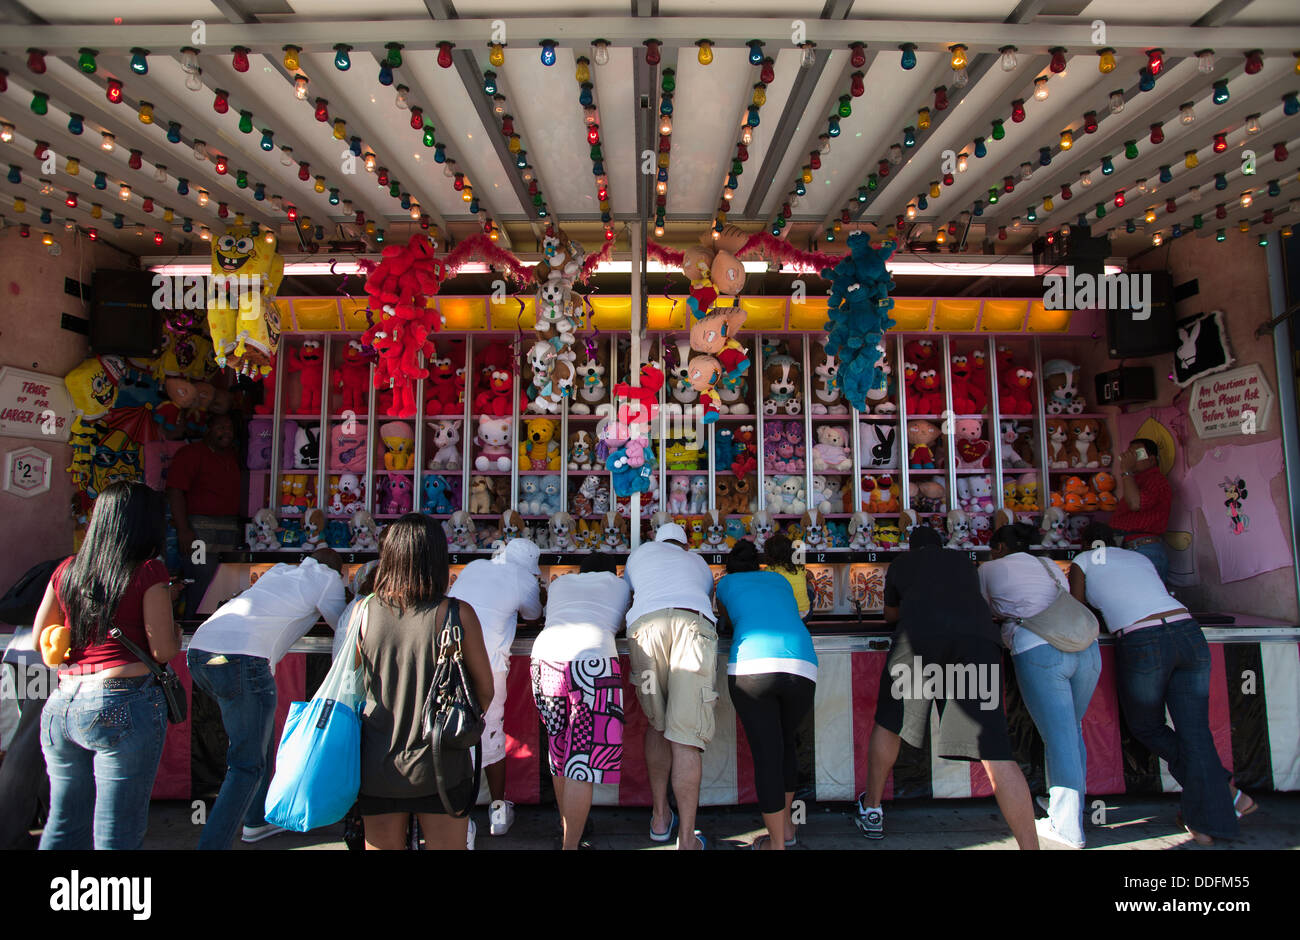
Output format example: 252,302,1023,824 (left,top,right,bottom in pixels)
65,192,77,208
217,202,228,218
232,47,250,72
27,49,46,74
644,40,661,66
1084,111,1098,134
851,71,865,98
106,79,123,104
87,228,97,240
1213,133,1227,153
409,106,423,130
1263,208,1274,224
298,162,310,181
1061,184,1072,200
1149,122,1164,145
810,151,821,170
760,58,774,84
286,206,297,221
153,230,164,245
1275,141,1289,162
943,172,954,186
33,141,48,159
782,202,792,219
737,143,749,162
1244,50,1263,75
453,173,464,191
933,86,948,111
878,160,890,178
0,69,6,93
501,116,514,136
214,156,227,174
437,42,454,69
128,149,142,169
850,43,866,69
597,185,607,201
1011,99,1026,123
1146,48,1164,76
376,167,388,186
1114,190,1126,208
1004,176,1015,193
213,89,229,114
604,227,614,242
1166,197,1177,213
841,208,851,223
659,135,671,153
1216,203,1227,219
1050,47,1068,73
314,99,329,122
588,125,600,145
354,211,364,225
998,226,1007,240
19,223,29,238
142,197,153,213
